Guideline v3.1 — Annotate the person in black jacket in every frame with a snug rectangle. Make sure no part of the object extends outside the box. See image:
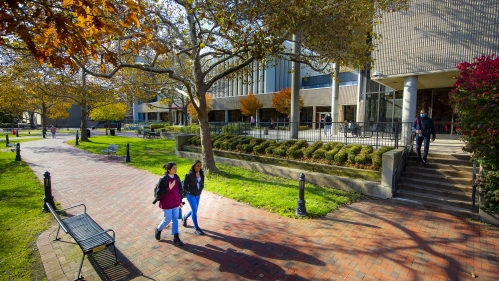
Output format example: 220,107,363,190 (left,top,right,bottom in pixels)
412,108,436,165
181,160,205,235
